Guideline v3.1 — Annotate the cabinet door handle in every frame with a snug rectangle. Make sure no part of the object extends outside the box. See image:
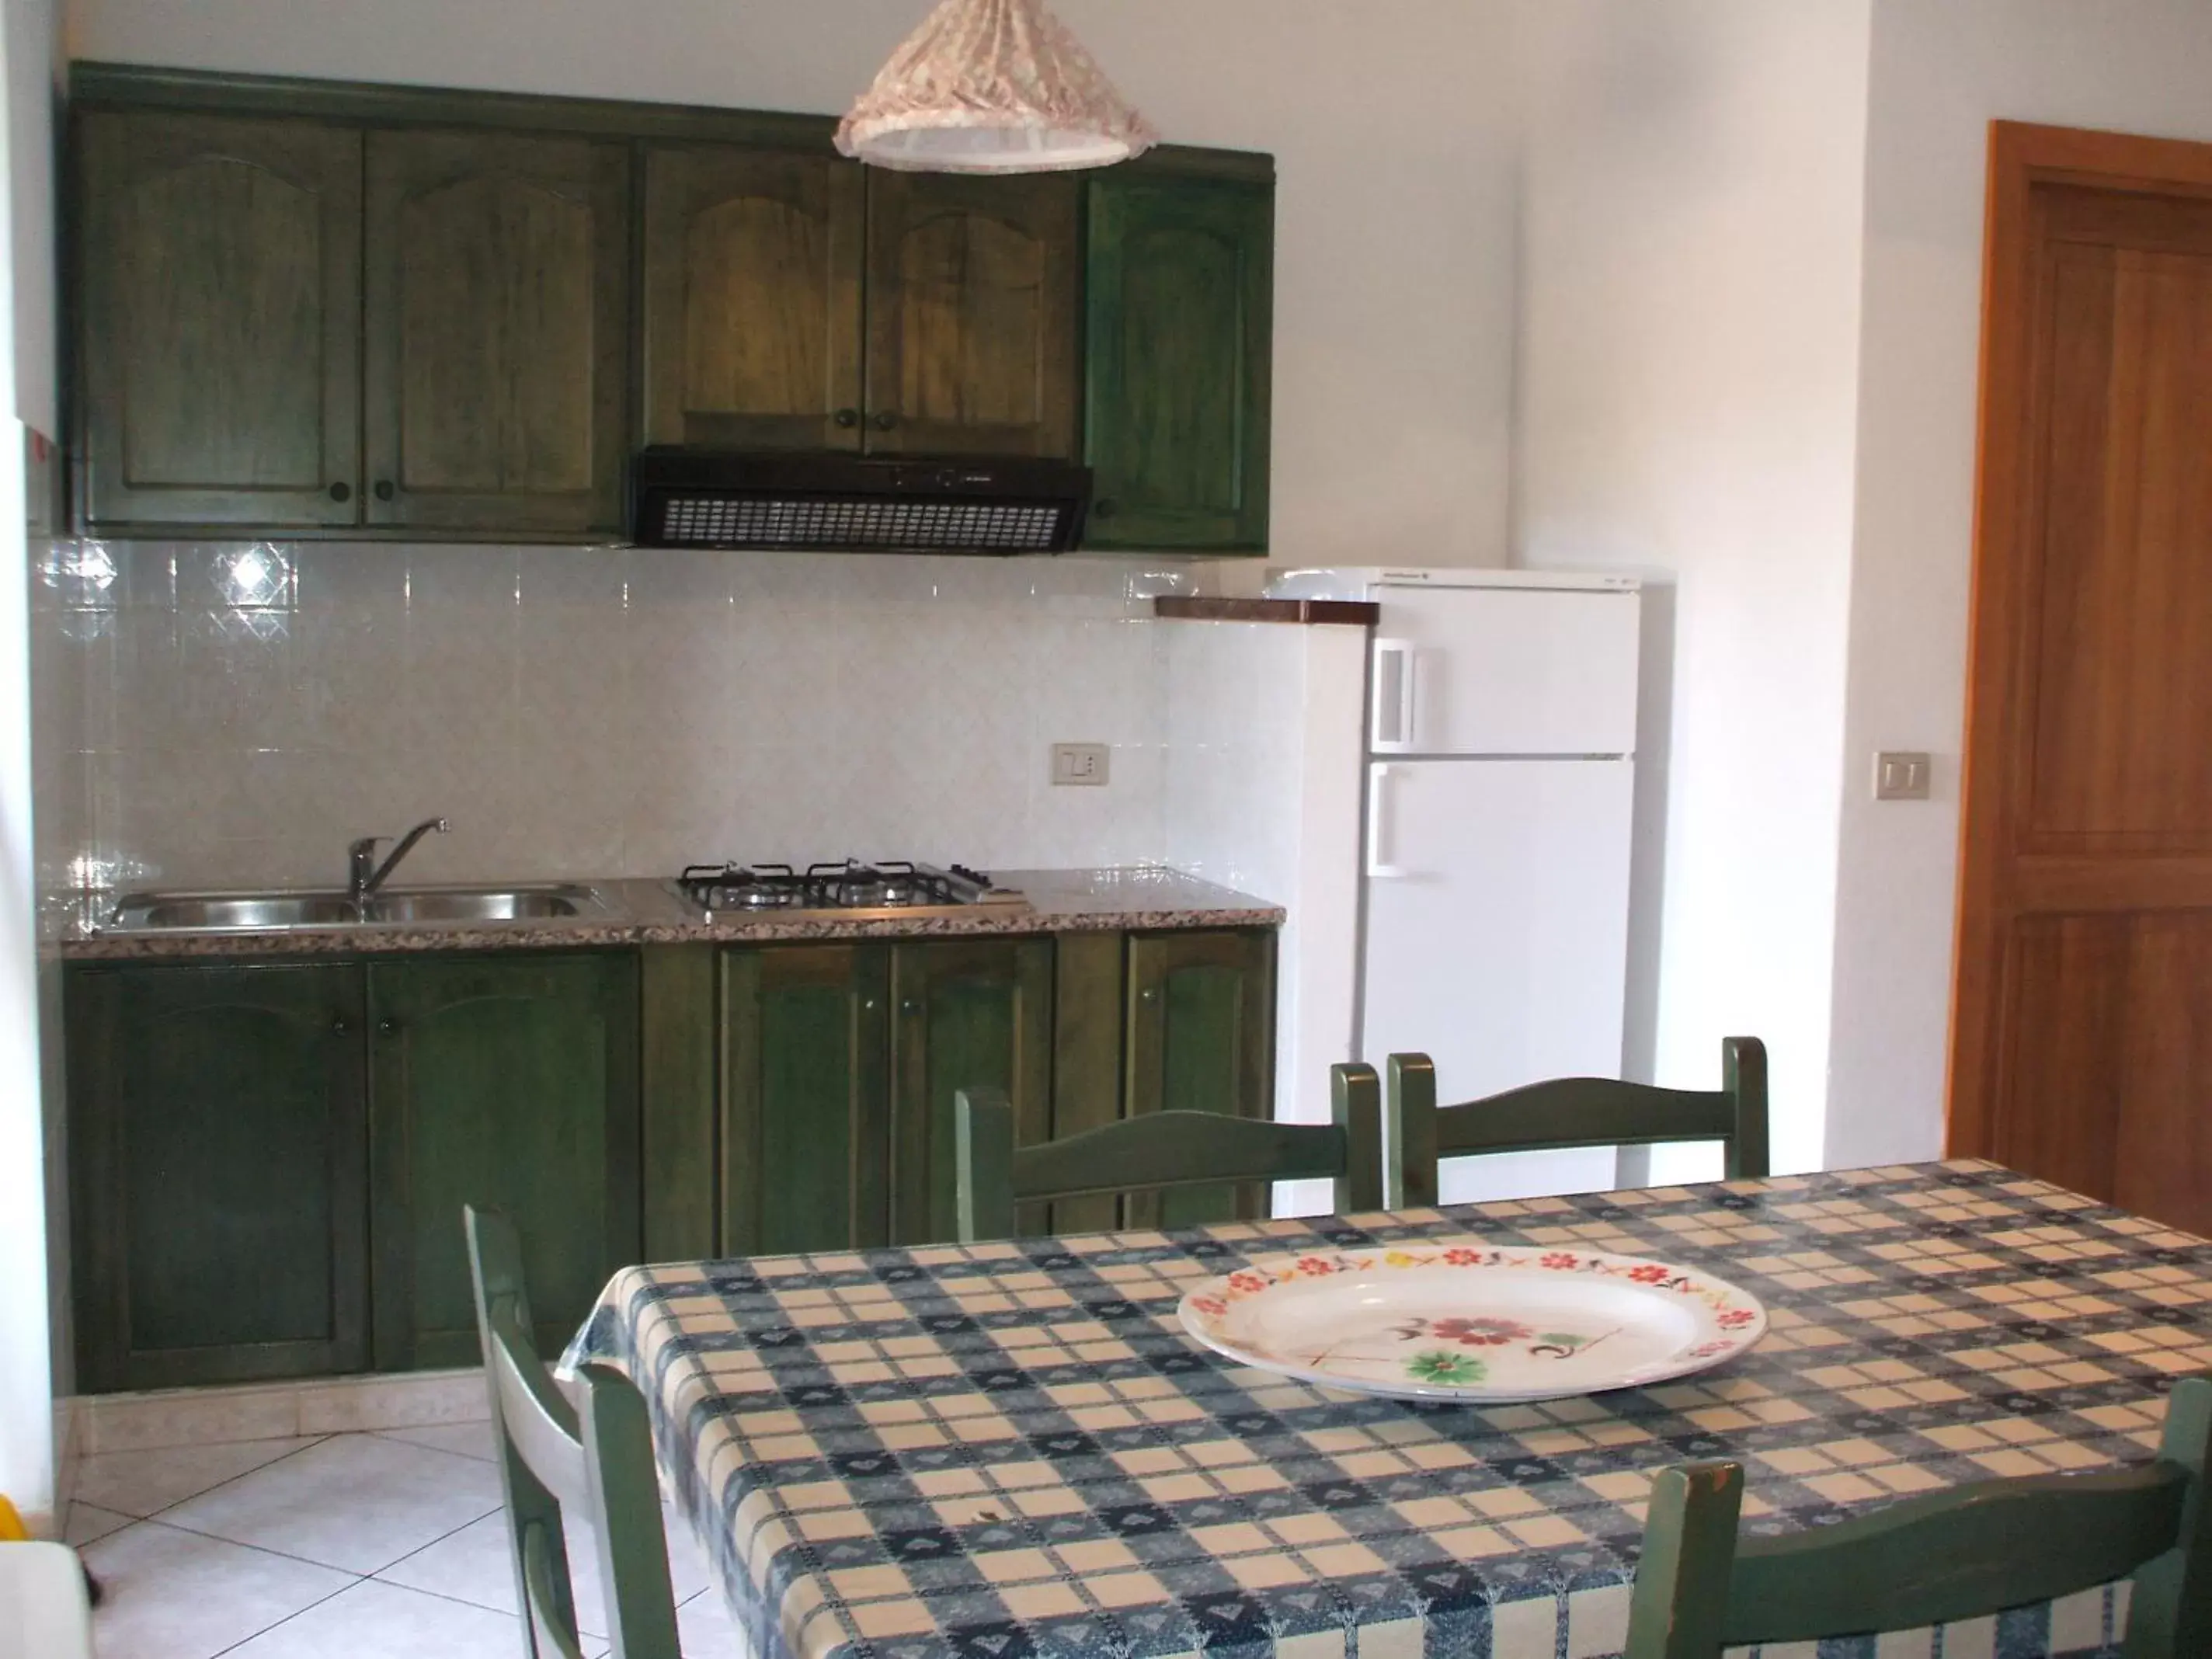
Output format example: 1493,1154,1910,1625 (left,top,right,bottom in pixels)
331,1015,350,1037
378,1017,399,1037
1139,987,1159,1005
328,481,351,503
901,999,920,1015
374,479,395,501
871,411,899,432
861,997,879,1012
834,409,859,429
